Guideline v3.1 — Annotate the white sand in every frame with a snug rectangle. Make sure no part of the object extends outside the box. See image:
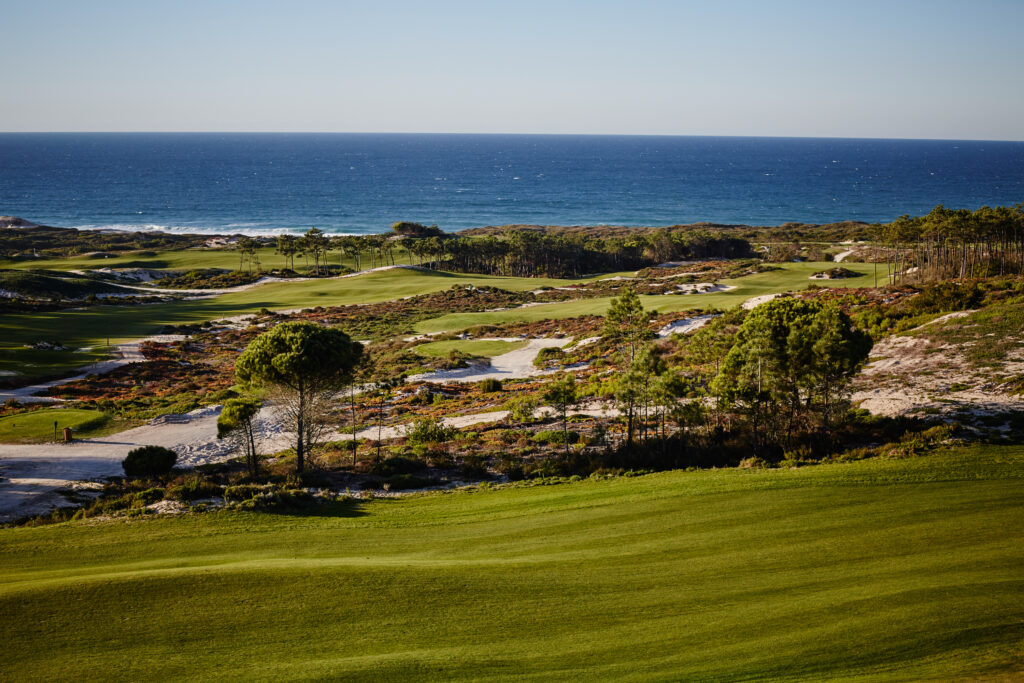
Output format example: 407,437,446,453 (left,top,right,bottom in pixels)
406,337,573,384
657,314,718,338
741,293,782,310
